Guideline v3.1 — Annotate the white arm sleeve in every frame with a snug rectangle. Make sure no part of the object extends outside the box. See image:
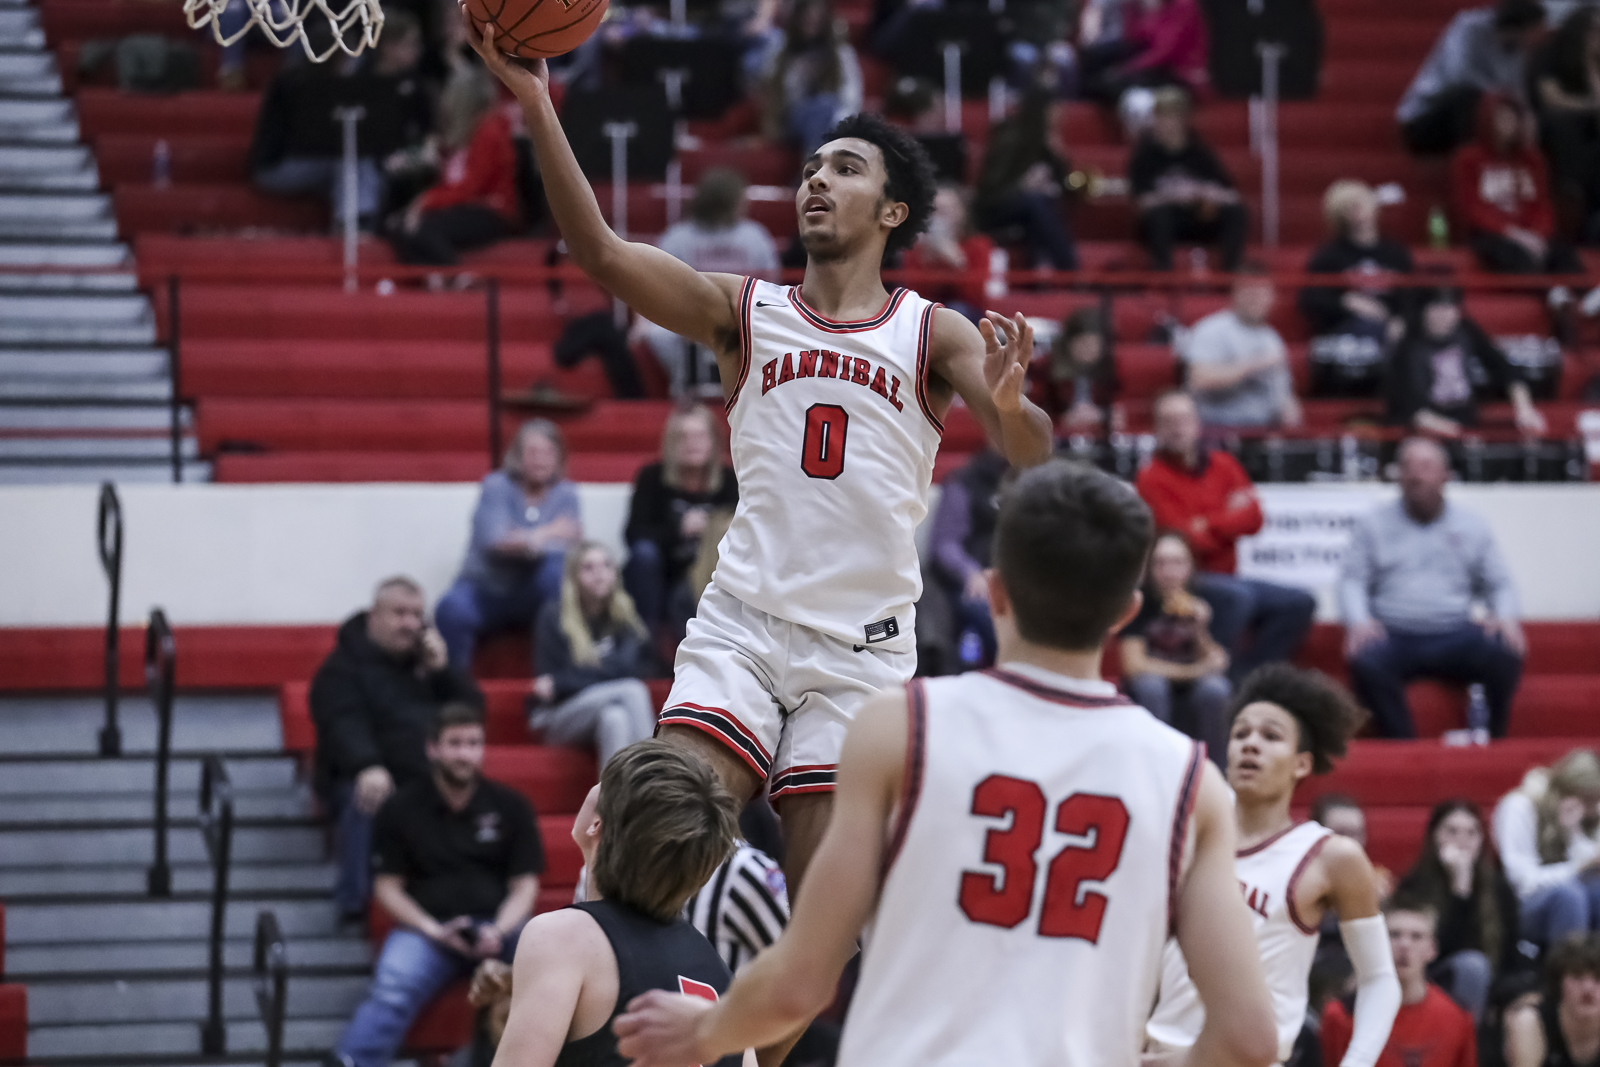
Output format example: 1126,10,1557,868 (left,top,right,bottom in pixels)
1337,915,1401,1067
